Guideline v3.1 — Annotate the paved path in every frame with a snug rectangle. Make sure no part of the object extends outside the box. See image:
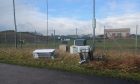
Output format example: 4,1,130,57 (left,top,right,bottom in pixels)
0,63,139,84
